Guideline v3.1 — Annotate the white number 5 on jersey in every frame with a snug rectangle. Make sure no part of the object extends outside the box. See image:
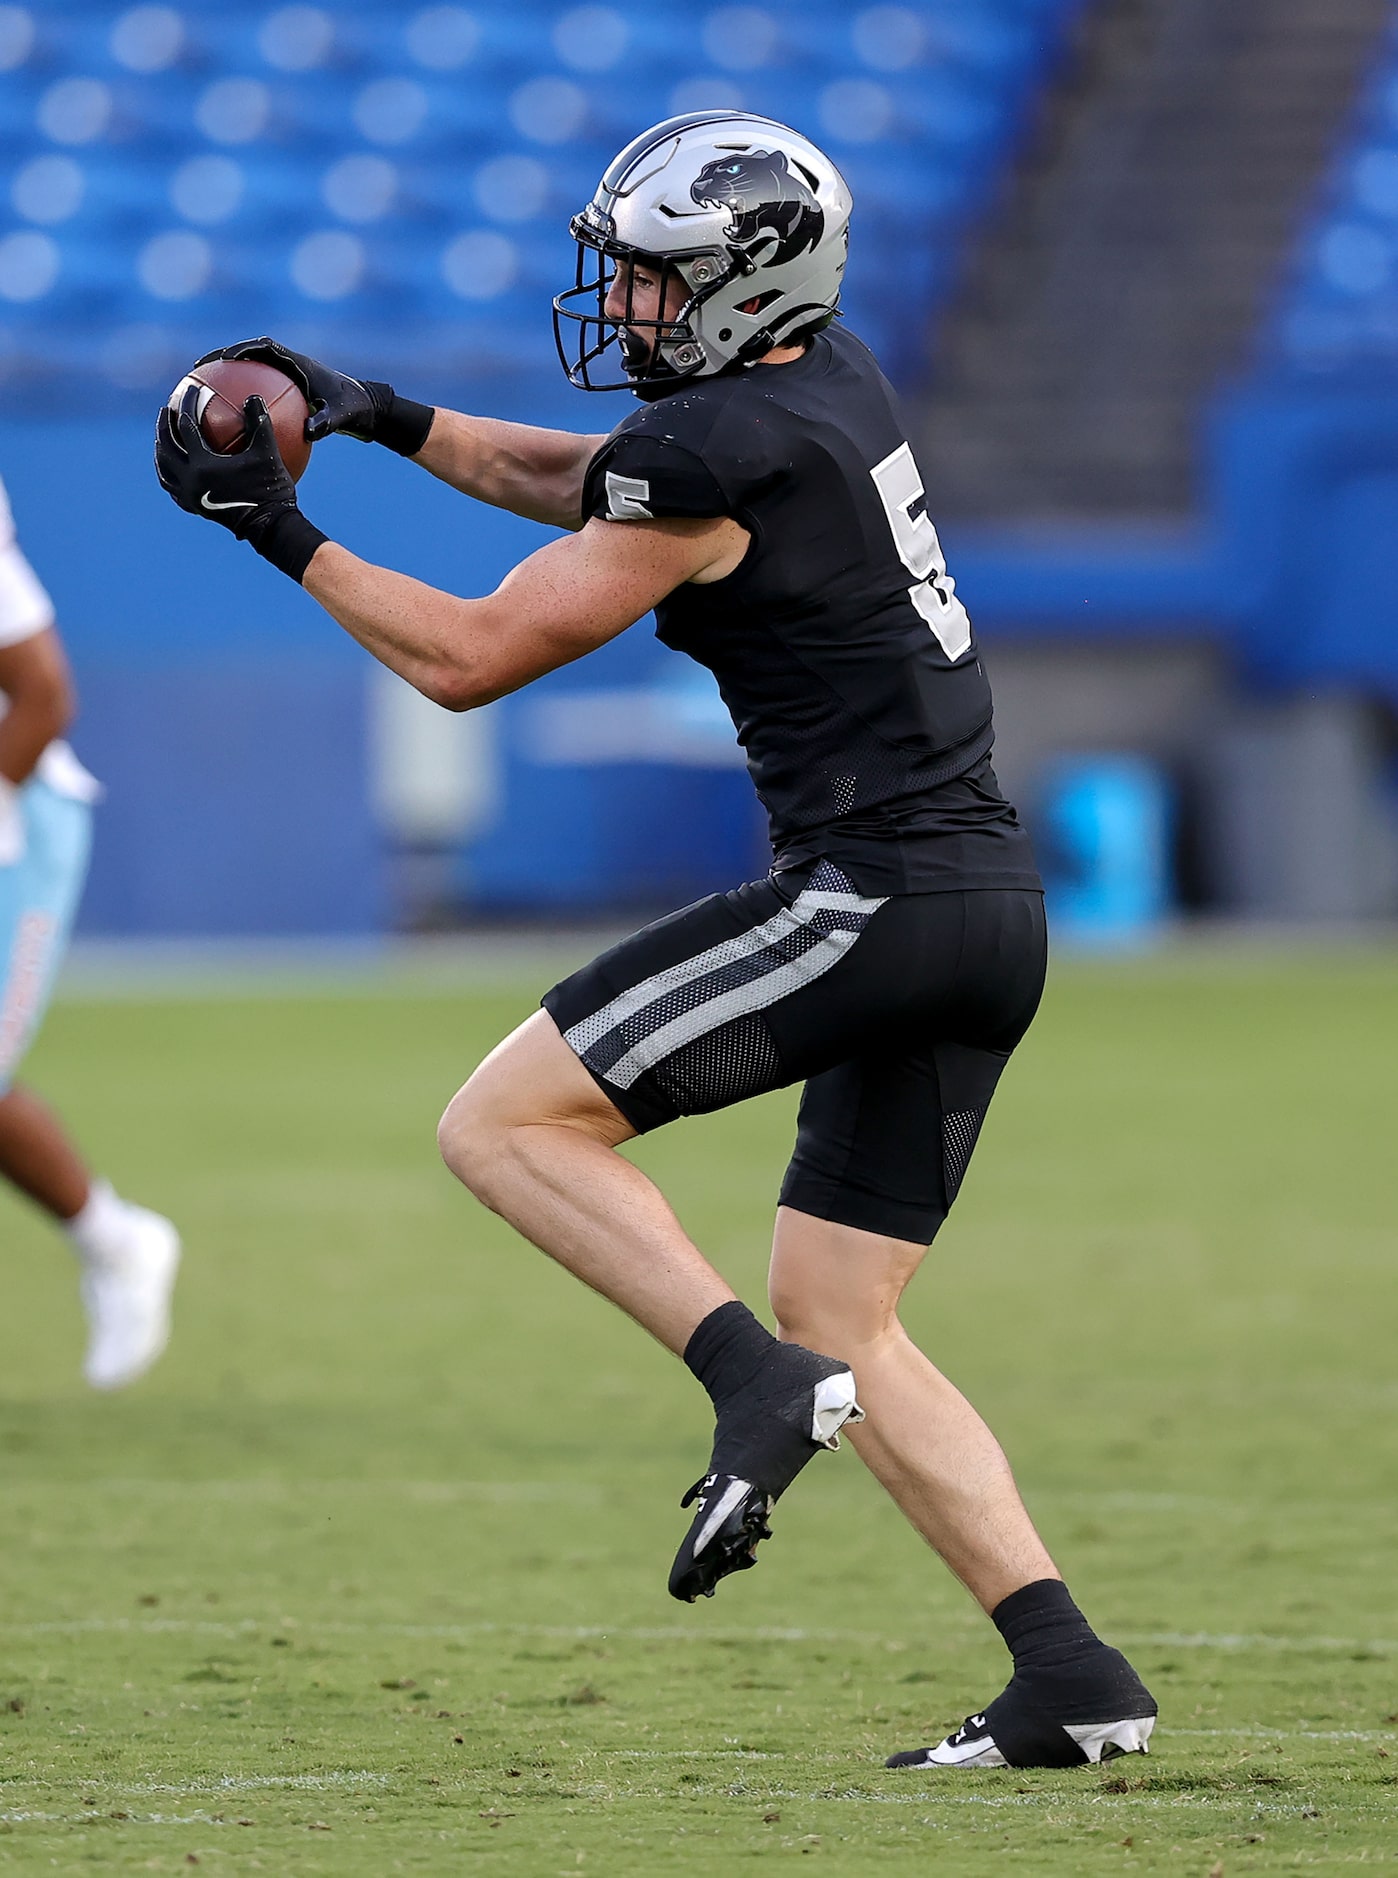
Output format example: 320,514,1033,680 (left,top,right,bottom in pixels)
604,470,653,520
870,443,972,662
